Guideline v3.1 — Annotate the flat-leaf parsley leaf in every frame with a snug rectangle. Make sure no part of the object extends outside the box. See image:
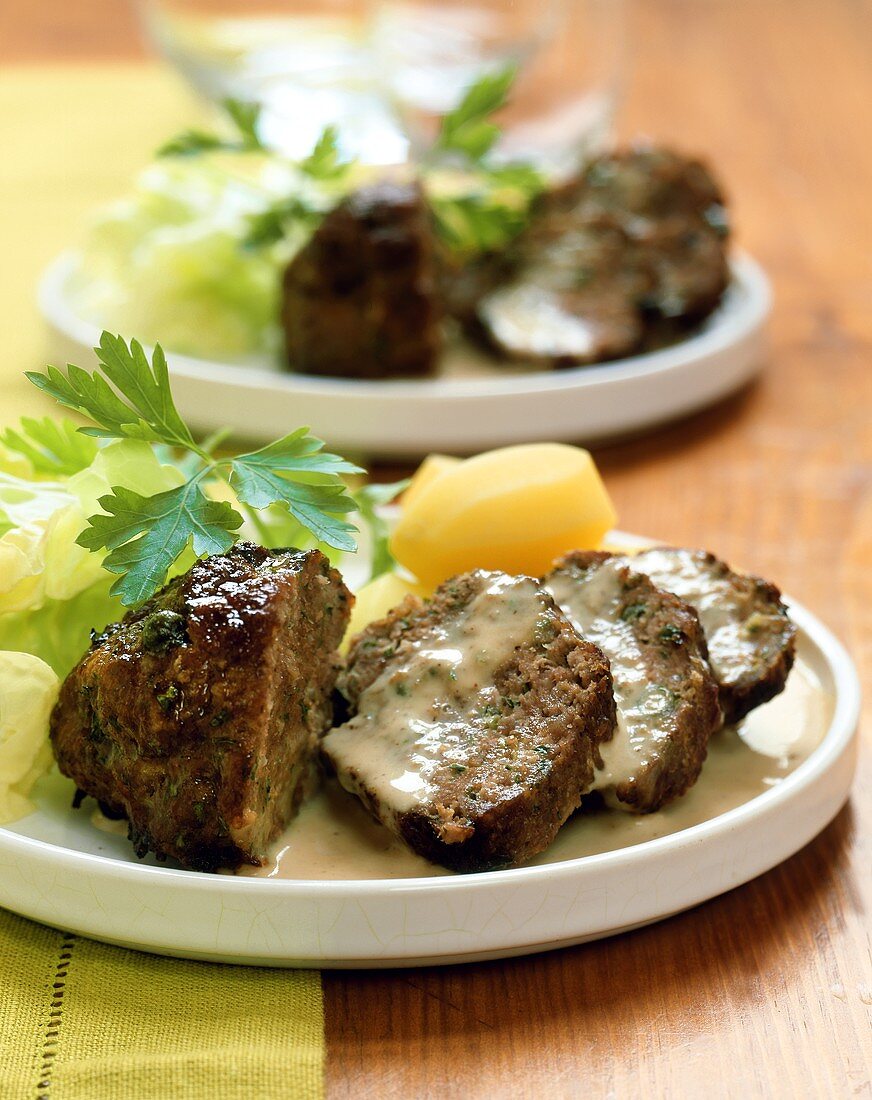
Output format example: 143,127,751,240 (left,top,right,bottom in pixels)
77,483,243,606
157,97,266,157
433,65,516,161
426,66,545,257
